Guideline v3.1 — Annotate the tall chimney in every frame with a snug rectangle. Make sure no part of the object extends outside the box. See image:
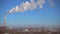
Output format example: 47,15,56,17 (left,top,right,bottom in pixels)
4,15,6,27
